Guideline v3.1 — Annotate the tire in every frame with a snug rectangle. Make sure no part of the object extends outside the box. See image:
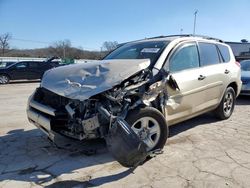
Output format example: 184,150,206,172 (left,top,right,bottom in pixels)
214,87,236,120
125,107,168,151
0,74,10,84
